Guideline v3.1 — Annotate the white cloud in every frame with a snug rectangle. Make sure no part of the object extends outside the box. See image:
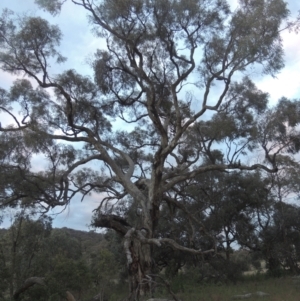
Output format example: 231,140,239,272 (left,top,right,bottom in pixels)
50,191,104,231
255,30,300,105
